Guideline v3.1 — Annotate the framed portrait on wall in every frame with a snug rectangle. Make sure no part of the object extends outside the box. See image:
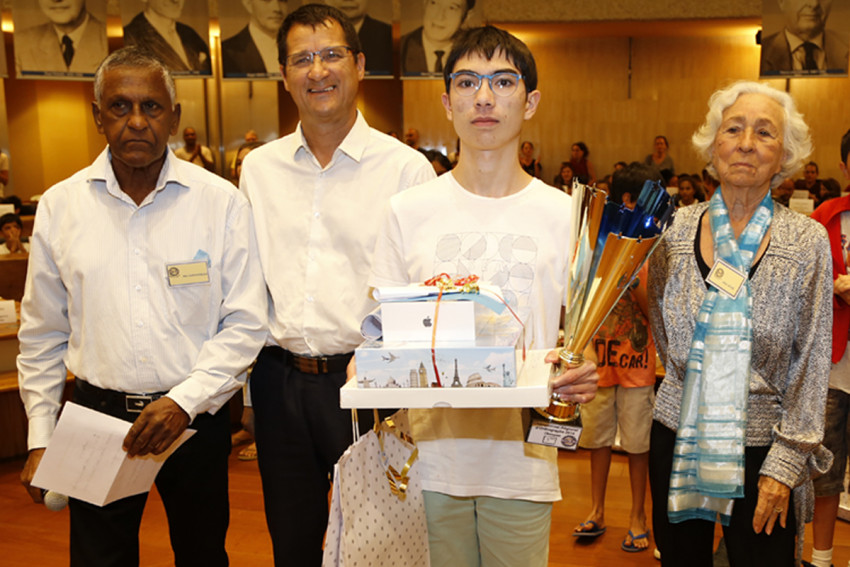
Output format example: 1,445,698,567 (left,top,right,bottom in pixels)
121,0,212,76
760,0,850,77
13,0,108,79
400,0,483,78
323,0,394,77
219,0,286,79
